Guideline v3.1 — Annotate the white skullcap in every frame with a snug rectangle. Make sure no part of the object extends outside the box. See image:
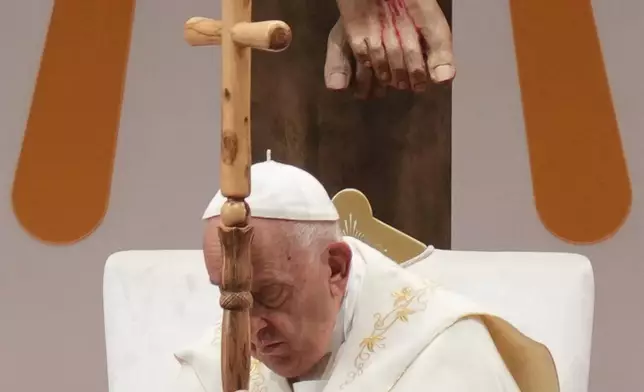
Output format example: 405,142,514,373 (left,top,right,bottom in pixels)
202,153,339,221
